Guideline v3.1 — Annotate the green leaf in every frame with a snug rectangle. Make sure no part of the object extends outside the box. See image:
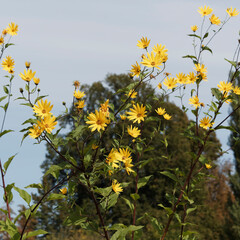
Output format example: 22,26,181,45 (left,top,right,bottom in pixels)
0,95,7,102
4,183,14,203
158,204,173,215
34,95,48,104
211,88,221,100
44,165,63,179
202,45,212,54
186,207,197,215
94,186,112,197
0,129,13,138
225,58,237,68
130,193,140,201
137,175,152,189
110,225,144,240
203,32,209,39
188,34,201,39
25,183,43,189
160,171,178,182
122,197,134,213
182,55,197,60
47,193,66,201
23,229,48,239
5,43,14,49
3,154,16,173
14,186,31,205
3,86,9,94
